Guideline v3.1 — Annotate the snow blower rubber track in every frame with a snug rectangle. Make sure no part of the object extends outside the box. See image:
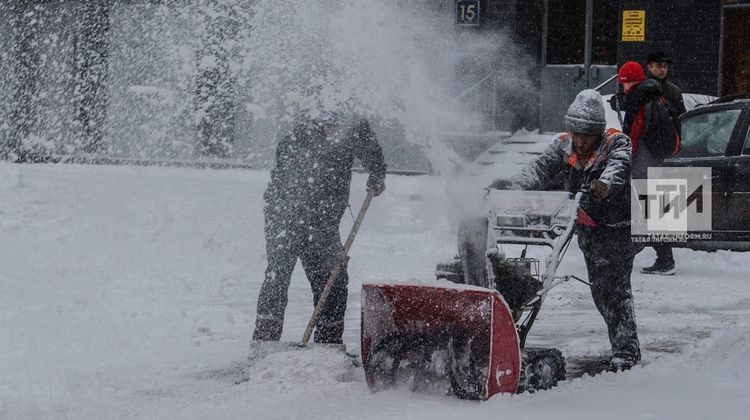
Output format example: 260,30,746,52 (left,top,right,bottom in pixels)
517,347,566,393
